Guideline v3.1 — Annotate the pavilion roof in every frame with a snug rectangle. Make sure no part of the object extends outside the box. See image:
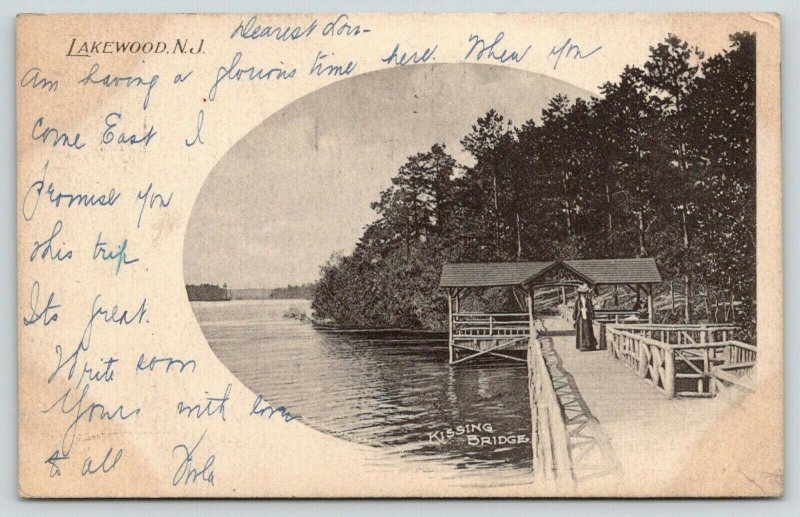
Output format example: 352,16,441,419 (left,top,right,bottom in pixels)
439,257,662,288
439,261,551,288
